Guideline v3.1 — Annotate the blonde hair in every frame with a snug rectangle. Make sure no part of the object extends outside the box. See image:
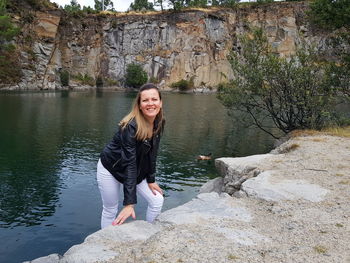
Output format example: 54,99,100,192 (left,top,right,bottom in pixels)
119,83,164,141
